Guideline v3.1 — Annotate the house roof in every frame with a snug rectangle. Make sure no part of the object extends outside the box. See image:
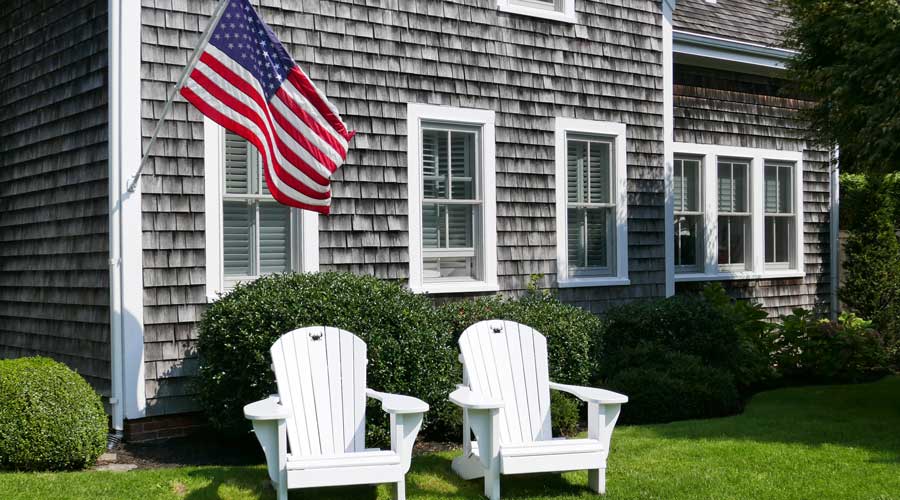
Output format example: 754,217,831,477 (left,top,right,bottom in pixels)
673,0,793,49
